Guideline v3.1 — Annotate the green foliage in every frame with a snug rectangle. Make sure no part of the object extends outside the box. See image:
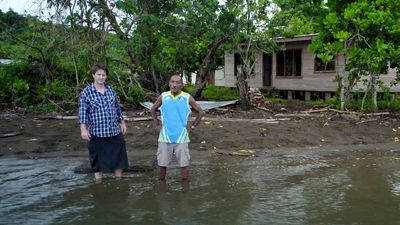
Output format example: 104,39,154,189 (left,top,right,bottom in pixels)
326,95,339,109
183,83,195,93
201,85,239,100
26,103,60,113
185,84,238,100
36,79,74,103
126,86,150,104
0,64,30,106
